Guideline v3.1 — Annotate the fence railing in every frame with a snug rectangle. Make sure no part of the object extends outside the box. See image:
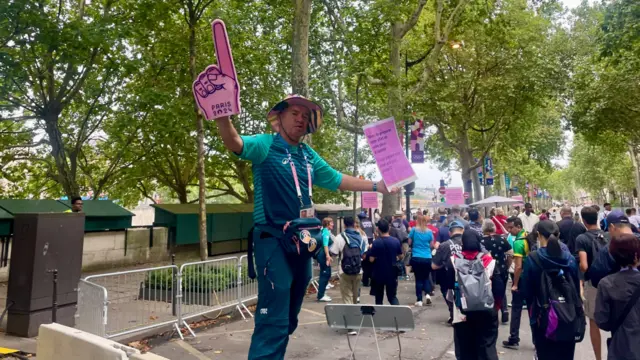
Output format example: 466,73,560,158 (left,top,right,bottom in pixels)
77,256,258,339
